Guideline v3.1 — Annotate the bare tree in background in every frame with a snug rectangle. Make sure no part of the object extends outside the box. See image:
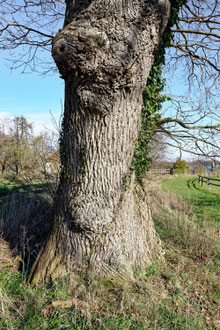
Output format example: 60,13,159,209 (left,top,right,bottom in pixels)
156,93,220,161
0,0,219,281
159,0,220,160
148,132,167,161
